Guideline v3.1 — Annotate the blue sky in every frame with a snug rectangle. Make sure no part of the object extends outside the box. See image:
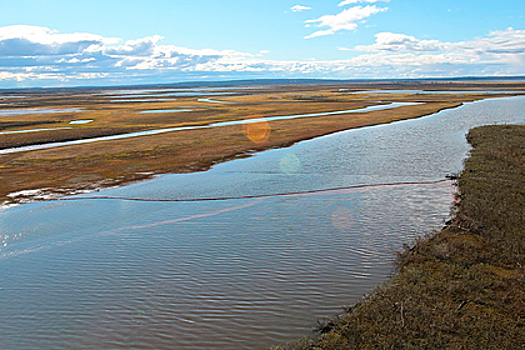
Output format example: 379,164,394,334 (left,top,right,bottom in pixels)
0,0,524,87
